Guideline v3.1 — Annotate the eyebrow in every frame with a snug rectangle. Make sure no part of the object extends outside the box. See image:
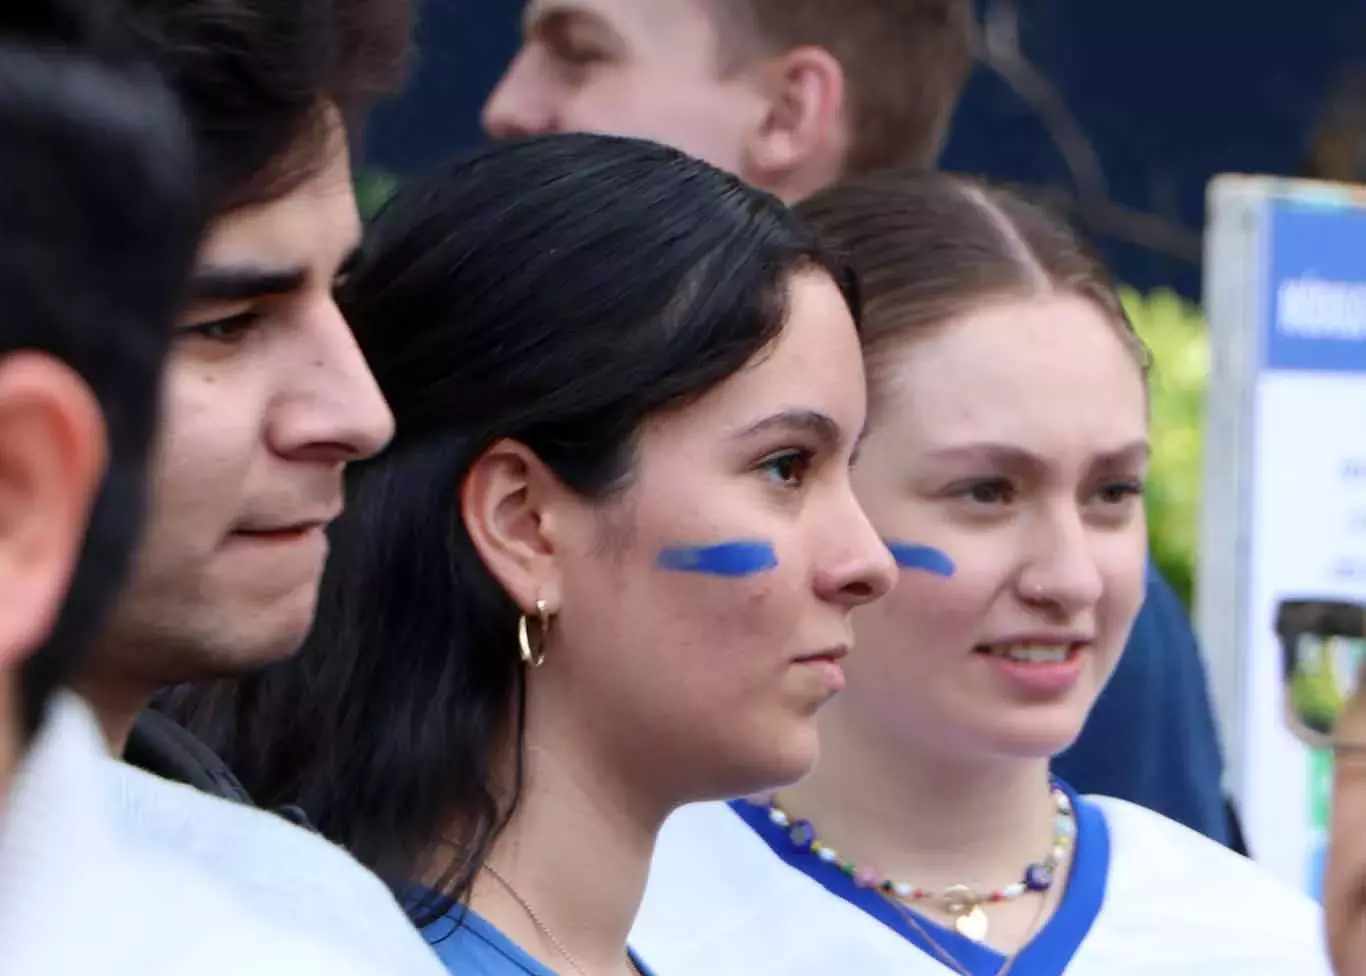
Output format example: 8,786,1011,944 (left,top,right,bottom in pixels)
525,4,616,45
1090,439,1152,470
188,247,361,304
188,264,307,303
730,408,849,452
923,439,1151,472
